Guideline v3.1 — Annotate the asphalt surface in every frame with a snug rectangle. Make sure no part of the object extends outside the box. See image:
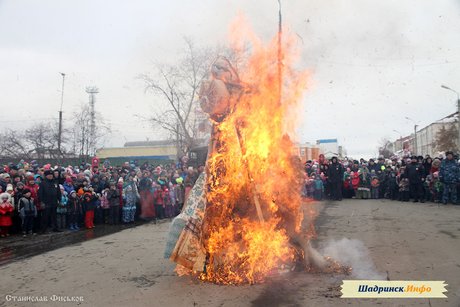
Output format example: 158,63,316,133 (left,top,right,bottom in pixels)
0,199,459,307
